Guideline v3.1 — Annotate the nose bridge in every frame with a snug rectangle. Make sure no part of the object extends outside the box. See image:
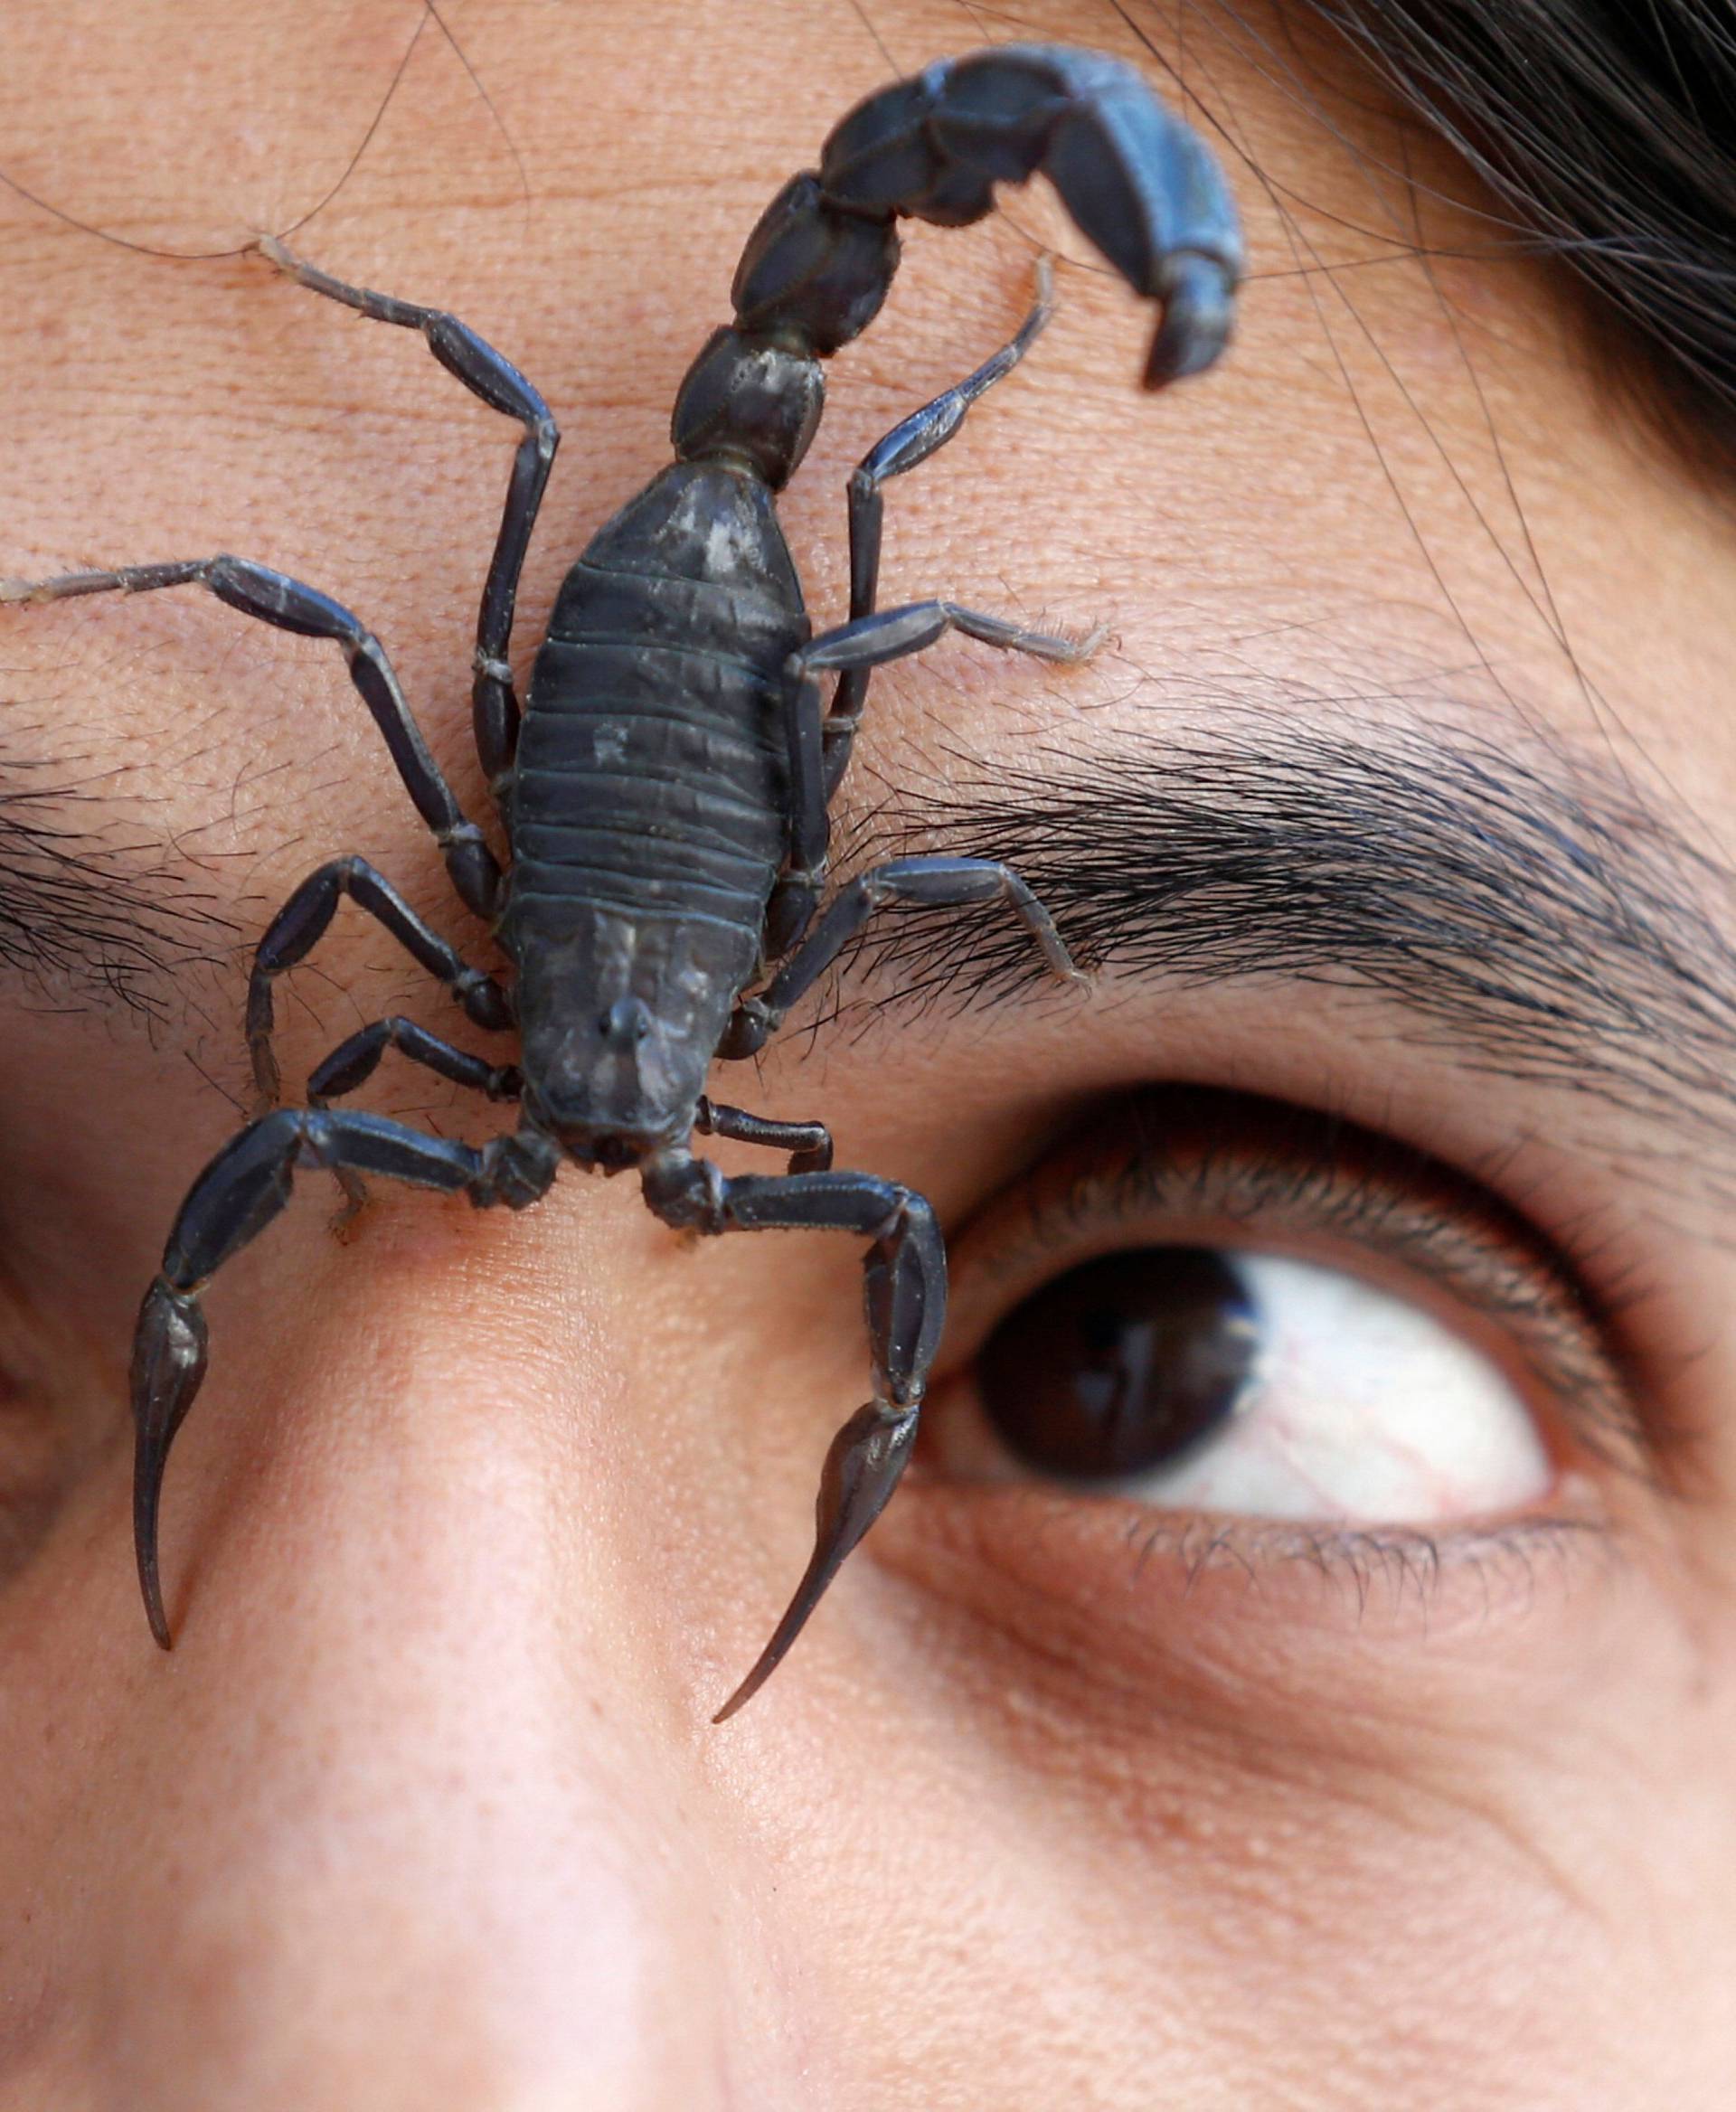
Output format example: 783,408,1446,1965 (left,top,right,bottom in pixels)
92,1259,764,2109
